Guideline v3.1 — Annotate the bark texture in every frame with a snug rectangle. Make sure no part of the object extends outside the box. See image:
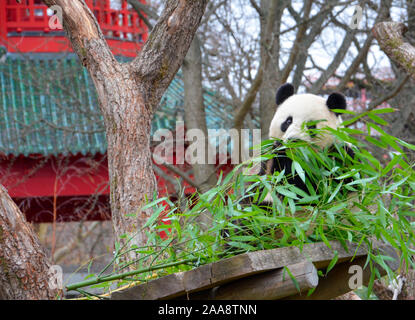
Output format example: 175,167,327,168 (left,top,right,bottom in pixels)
373,21,415,80
373,17,415,300
0,185,58,300
41,0,209,258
